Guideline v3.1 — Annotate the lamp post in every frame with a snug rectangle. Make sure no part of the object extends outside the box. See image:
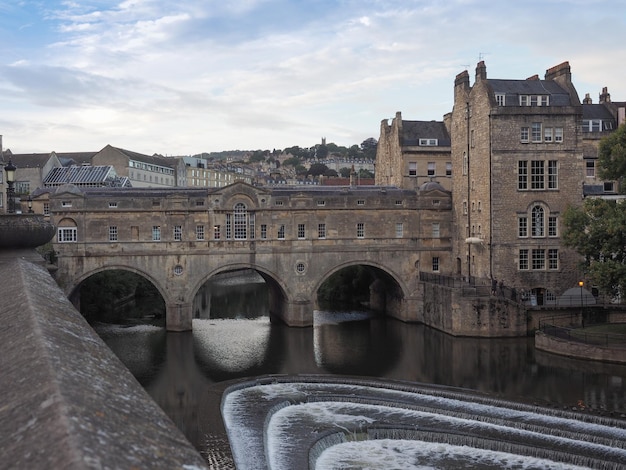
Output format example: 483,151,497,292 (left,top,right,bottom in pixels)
578,280,584,328
4,158,16,214
27,195,33,213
